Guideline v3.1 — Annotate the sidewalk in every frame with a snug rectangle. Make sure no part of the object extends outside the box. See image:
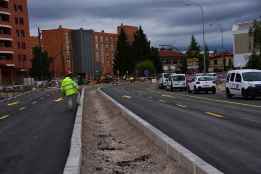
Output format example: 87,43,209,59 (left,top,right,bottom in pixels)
81,89,185,174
